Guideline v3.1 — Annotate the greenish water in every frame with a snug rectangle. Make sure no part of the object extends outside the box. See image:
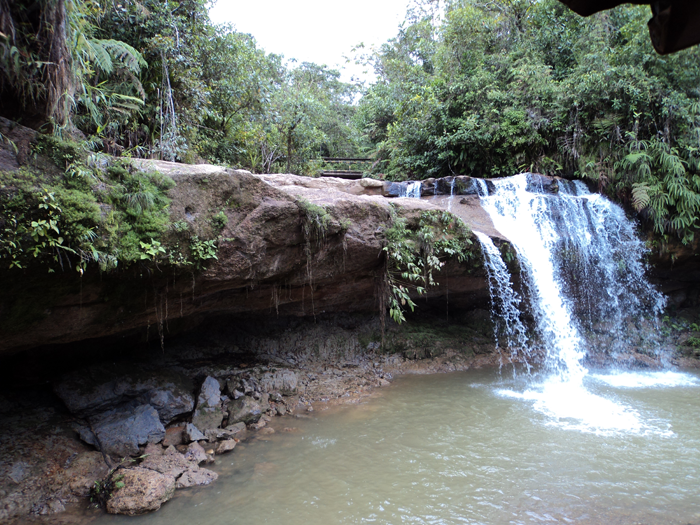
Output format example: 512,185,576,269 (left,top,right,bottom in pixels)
89,368,700,525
